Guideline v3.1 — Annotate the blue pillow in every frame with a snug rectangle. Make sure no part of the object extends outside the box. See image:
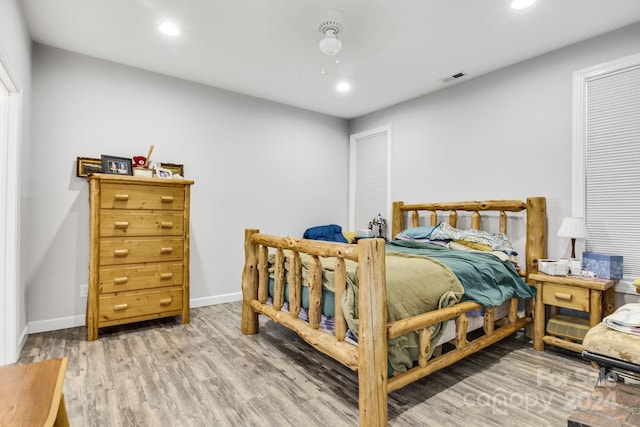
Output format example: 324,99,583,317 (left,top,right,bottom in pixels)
303,224,348,243
401,225,436,239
